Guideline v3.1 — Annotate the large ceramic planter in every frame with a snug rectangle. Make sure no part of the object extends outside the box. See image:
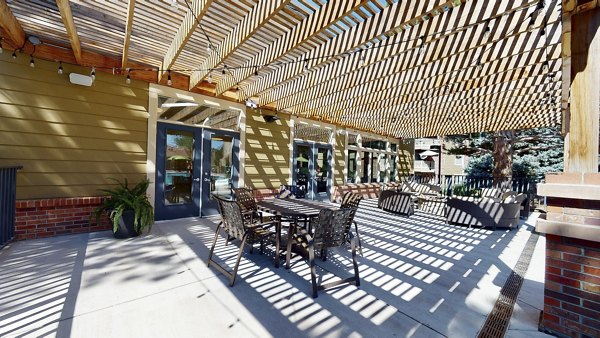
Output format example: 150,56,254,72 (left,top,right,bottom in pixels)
113,209,140,239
